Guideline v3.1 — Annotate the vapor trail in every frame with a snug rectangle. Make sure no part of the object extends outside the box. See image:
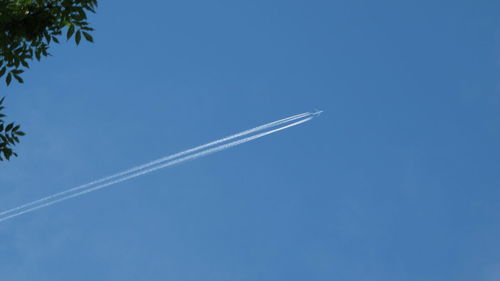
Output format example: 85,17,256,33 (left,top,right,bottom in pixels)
0,115,313,223
0,112,311,218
